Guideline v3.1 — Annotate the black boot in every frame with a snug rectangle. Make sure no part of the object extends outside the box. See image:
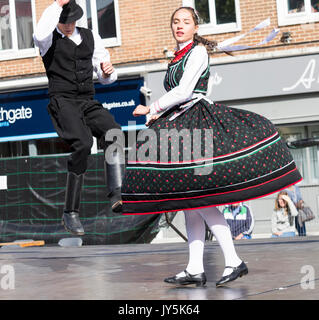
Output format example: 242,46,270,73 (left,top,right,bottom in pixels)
62,172,85,235
104,148,125,213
